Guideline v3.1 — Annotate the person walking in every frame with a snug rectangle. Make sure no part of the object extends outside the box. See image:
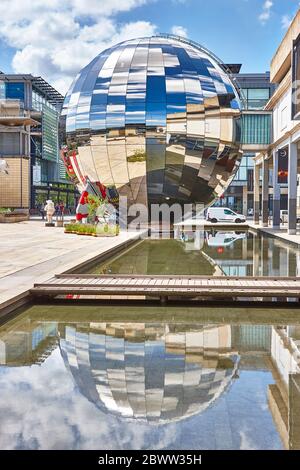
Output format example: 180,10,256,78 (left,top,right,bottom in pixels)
39,203,45,220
